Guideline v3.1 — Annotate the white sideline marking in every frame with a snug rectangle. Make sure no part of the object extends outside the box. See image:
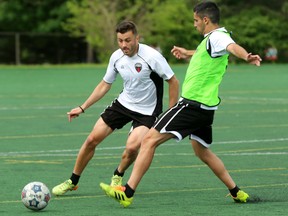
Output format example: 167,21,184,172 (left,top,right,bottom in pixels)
0,137,287,157
0,95,287,111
